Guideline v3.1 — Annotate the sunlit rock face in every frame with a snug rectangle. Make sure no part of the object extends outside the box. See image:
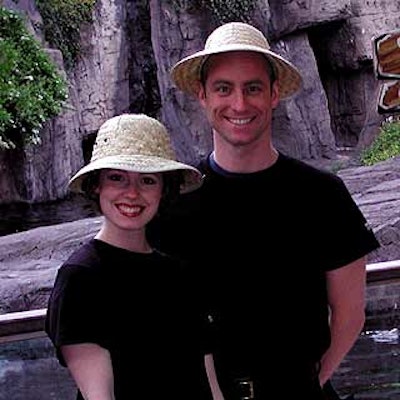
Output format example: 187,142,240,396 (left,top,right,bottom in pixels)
2,0,400,203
